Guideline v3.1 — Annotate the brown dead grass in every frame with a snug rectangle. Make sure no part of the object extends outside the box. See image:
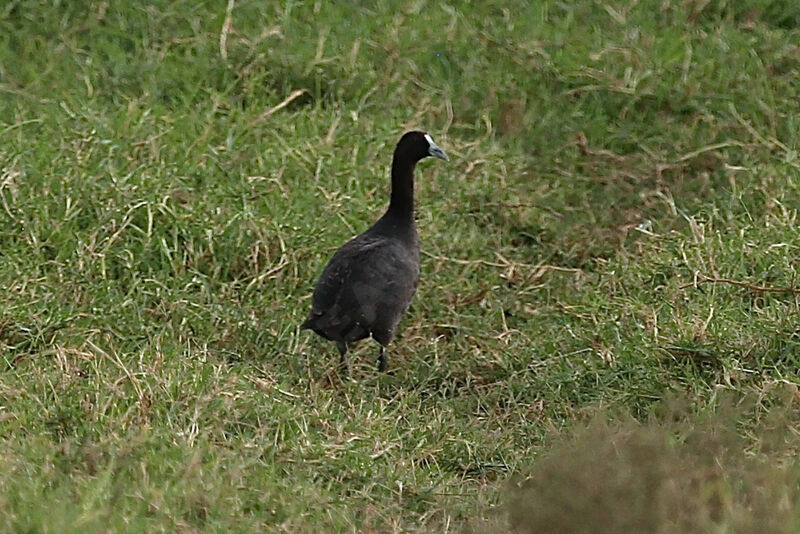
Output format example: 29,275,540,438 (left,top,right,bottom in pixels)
498,396,800,534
